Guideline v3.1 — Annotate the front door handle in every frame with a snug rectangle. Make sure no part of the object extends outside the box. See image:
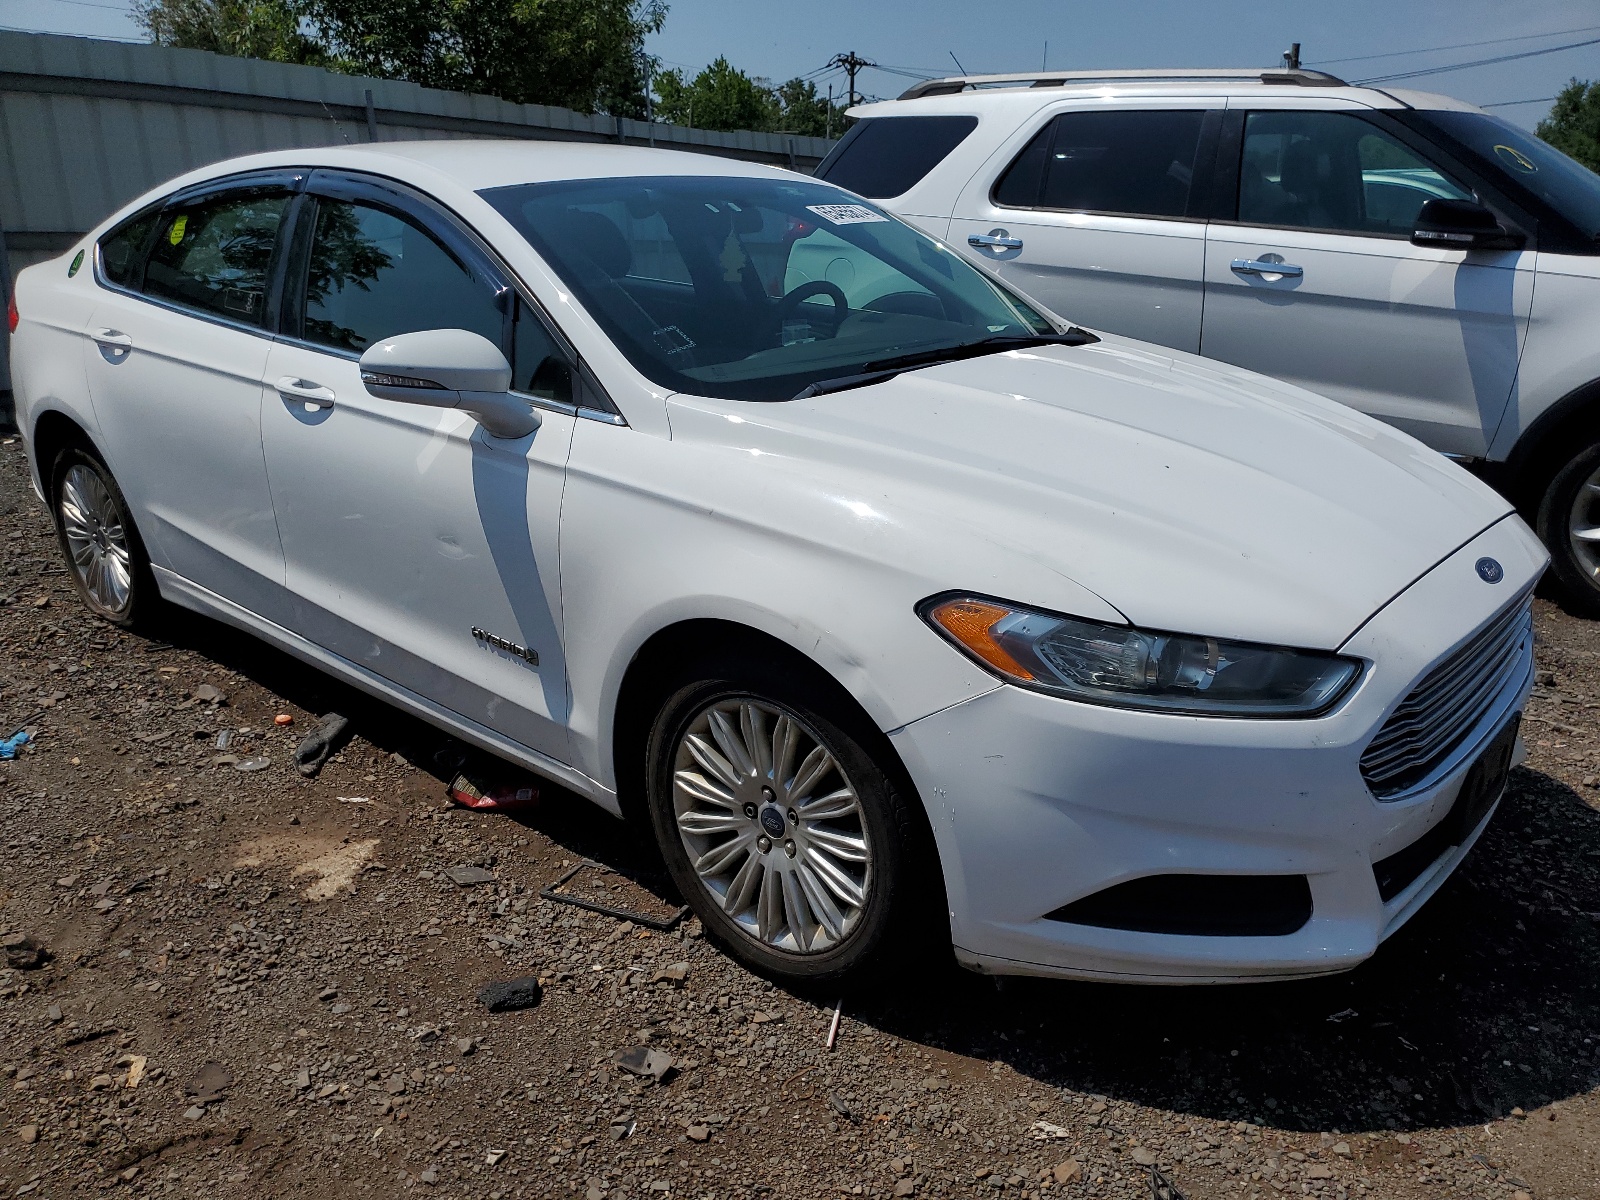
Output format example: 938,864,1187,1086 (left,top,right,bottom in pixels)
91,328,133,349
275,376,336,411
969,231,1024,250
1230,258,1304,279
